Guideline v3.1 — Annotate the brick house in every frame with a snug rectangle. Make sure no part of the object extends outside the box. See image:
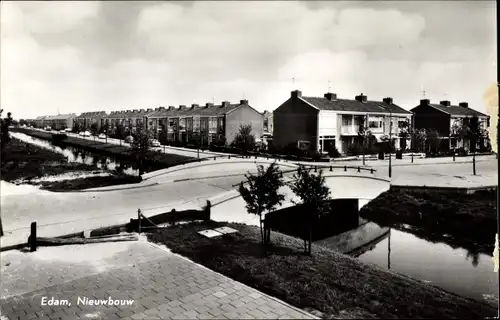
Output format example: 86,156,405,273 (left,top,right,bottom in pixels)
410,99,490,151
42,114,76,130
74,111,107,132
273,90,412,155
145,100,263,146
103,109,152,135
